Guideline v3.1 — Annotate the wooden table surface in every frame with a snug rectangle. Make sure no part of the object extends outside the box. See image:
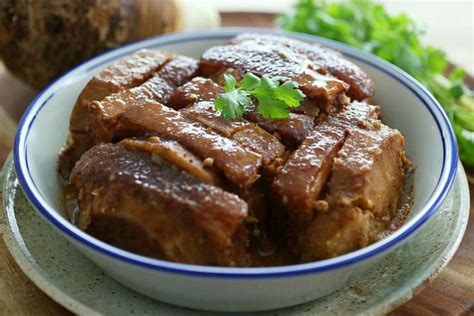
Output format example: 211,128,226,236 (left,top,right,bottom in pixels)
0,12,473,316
